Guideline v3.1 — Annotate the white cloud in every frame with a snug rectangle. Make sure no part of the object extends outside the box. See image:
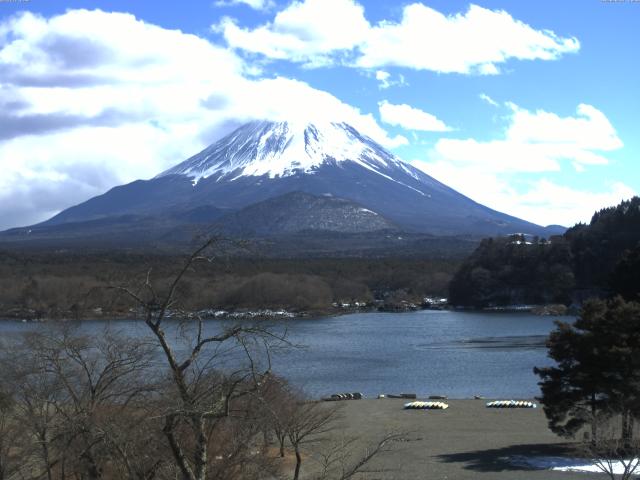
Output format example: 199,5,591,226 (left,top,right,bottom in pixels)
506,103,622,151
427,103,621,173
0,9,403,230
378,100,451,132
220,1,580,73
411,103,629,226
375,70,406,89
477,63,500,75
219,0,370,66
230,77,409,147
214,0,275,10
376,70,391,87
430,139,564,172
414,157,635,226
516,180,635,226
479,93,499,107
357,3,579,73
